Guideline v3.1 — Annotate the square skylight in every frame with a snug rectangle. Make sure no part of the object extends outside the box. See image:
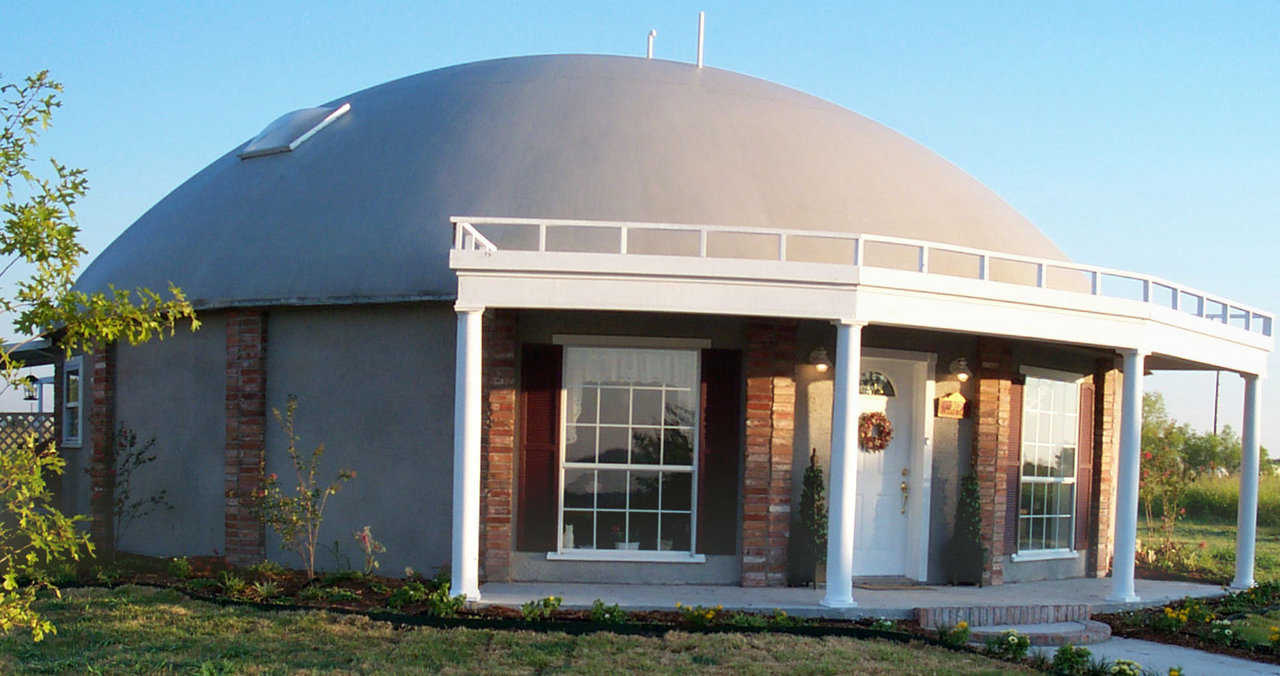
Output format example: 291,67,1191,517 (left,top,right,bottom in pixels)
238,102,351,159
